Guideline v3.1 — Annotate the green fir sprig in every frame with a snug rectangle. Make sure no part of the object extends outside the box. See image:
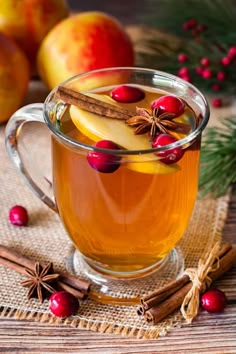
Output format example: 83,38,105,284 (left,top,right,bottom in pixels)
136,0,236,94
199,117,236,197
